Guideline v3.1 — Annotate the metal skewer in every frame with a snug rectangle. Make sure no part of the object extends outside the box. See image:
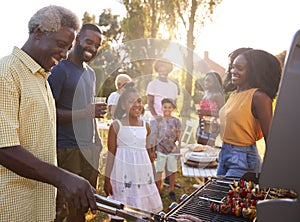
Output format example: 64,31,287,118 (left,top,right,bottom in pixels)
198,196,224,204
